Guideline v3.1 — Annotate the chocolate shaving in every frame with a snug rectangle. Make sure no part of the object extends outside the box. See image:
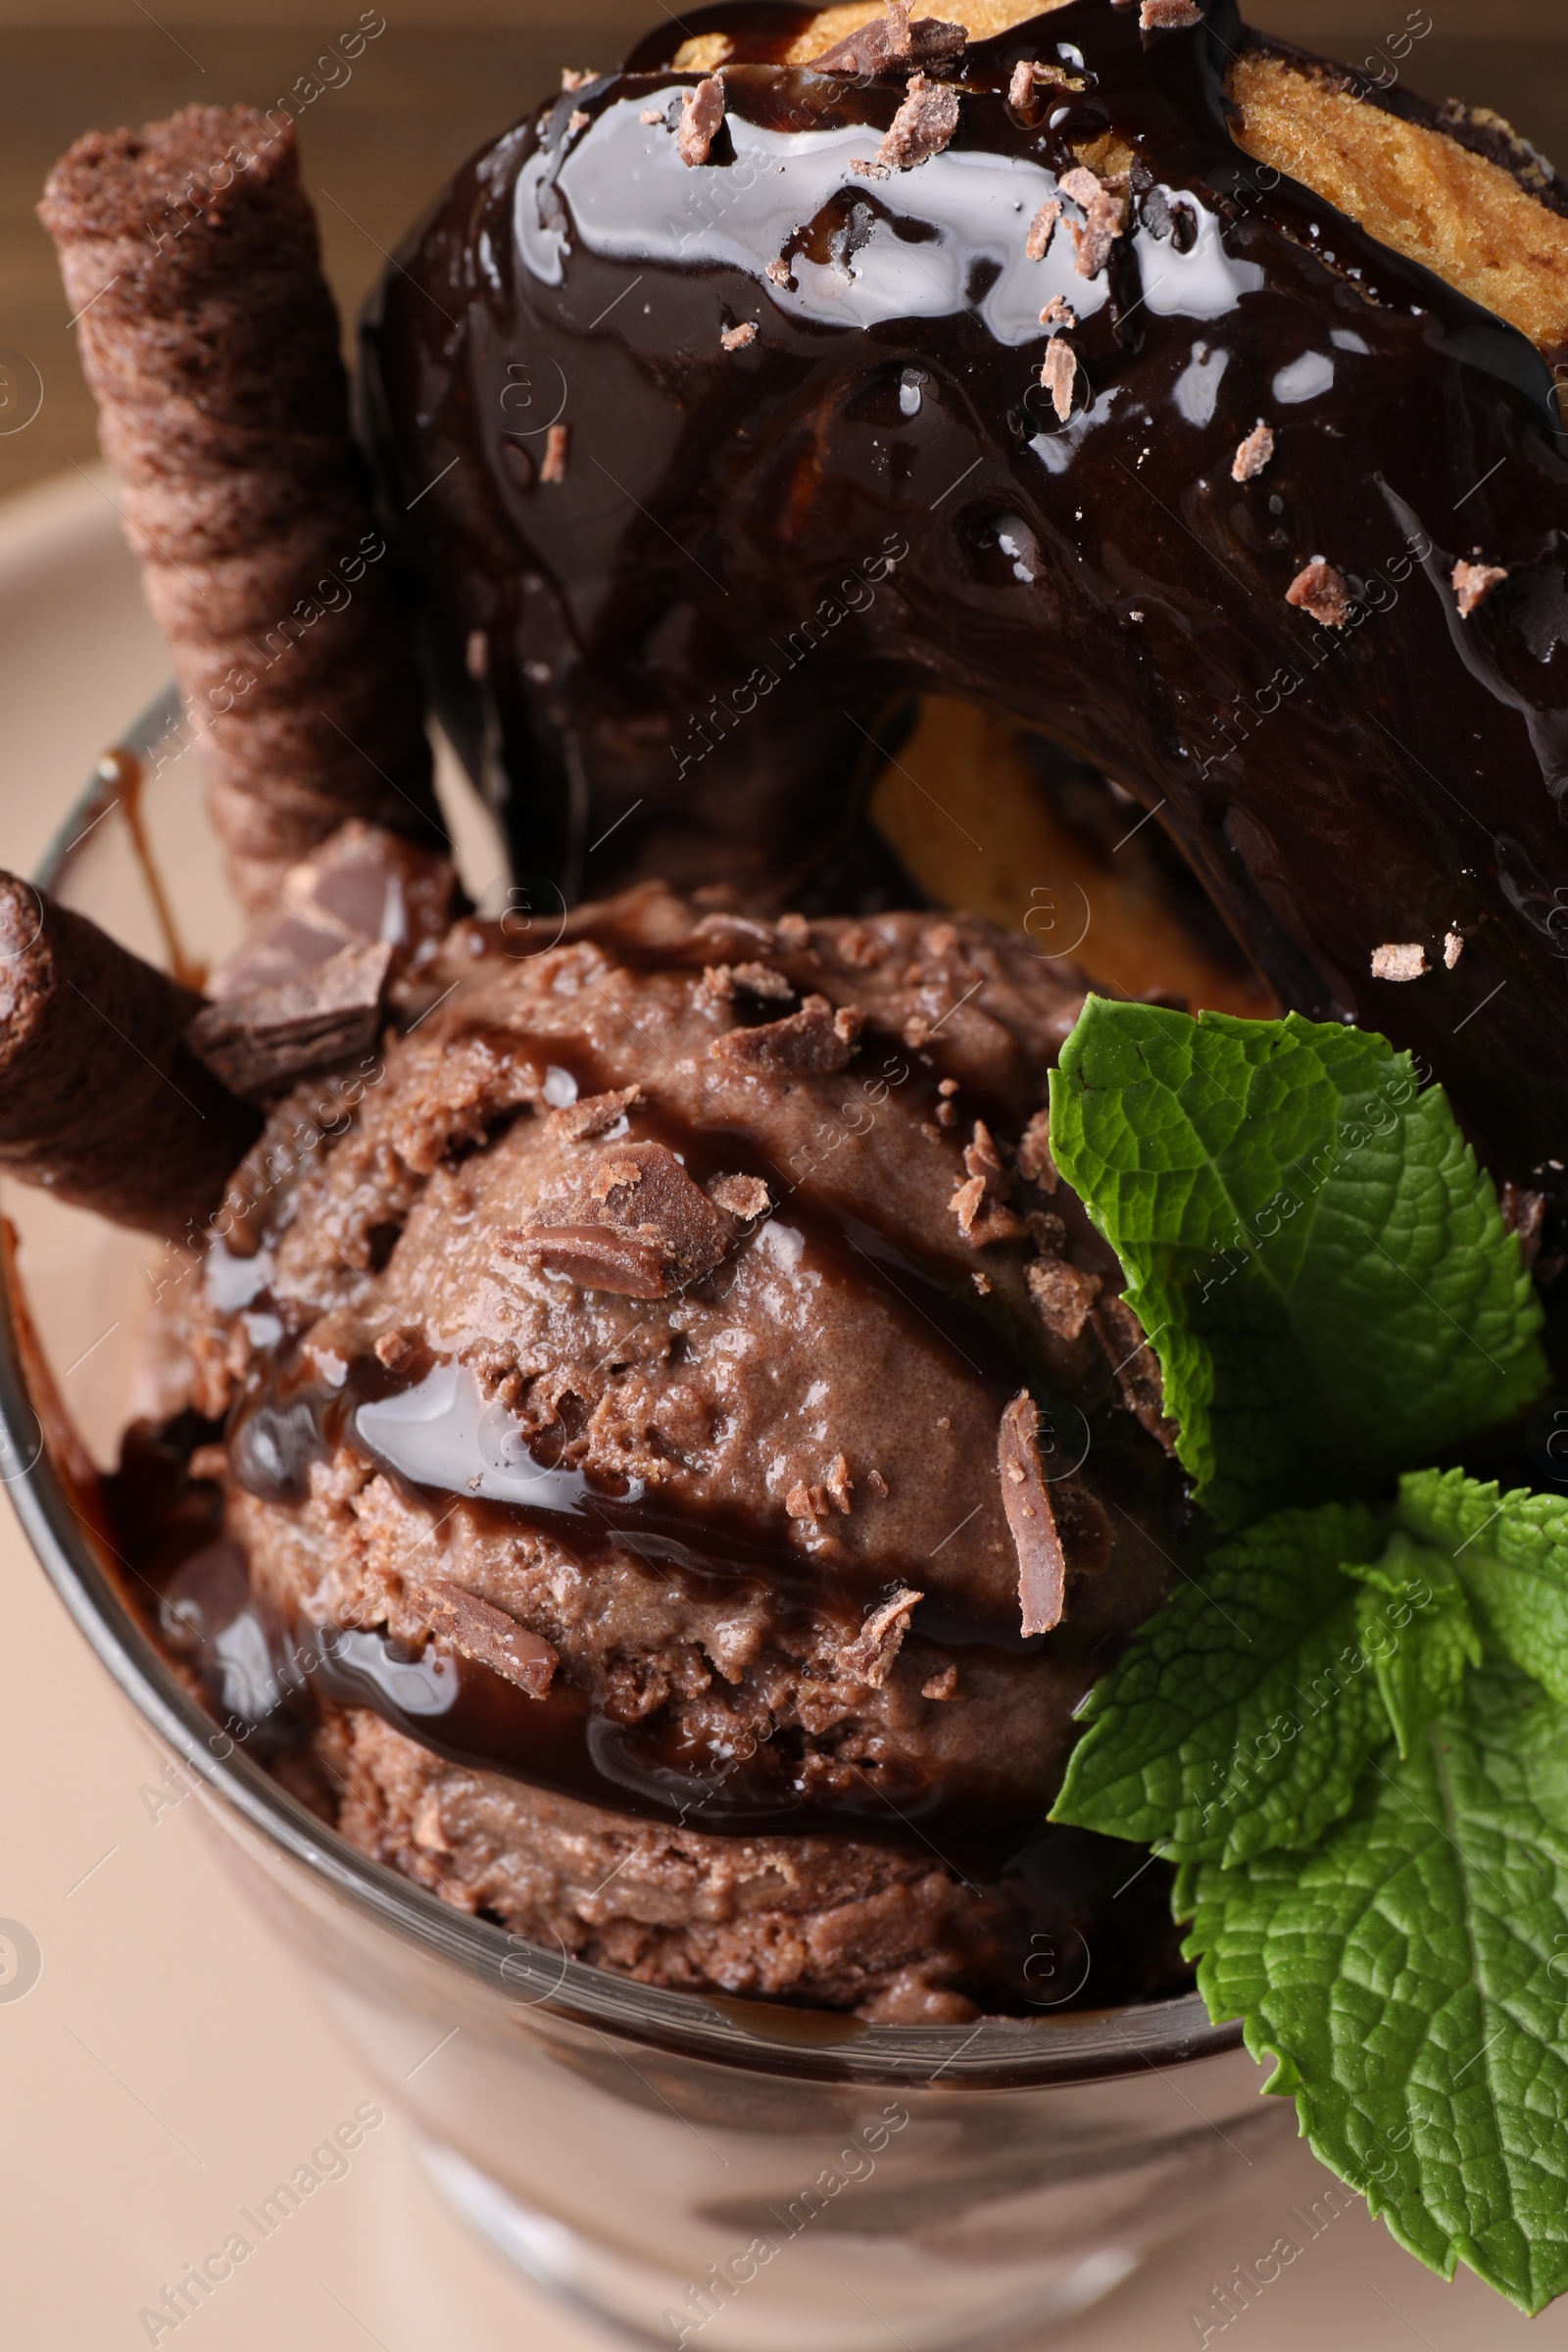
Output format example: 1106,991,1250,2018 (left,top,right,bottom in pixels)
1232,419,1275,482
787,1481,827,1522
1039,295,1077,327
709,994,859,1076
0,872,260,1236
1092,1298,1179,1452
841,1585,923,1687
540,422,570,483
921,1664,957,1700
409,1577,558,1696
186,940,392,1102
1287,558,1353,628
1453,558,1508,616
1041,337,1078,421
1026,200,1062,261
1141,0,1202,24
998,1392,1067,1637
676,74,725,167
824,1451,854,1514
1445,930,1464,968
1026,1255,1102,1343
720,320,758,351
1058,166,1124,279
548,1085,643,1141
37,107,443,915
504,1223,671,1298
561,67,596,91
873,72,960,174
812,2,966,75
